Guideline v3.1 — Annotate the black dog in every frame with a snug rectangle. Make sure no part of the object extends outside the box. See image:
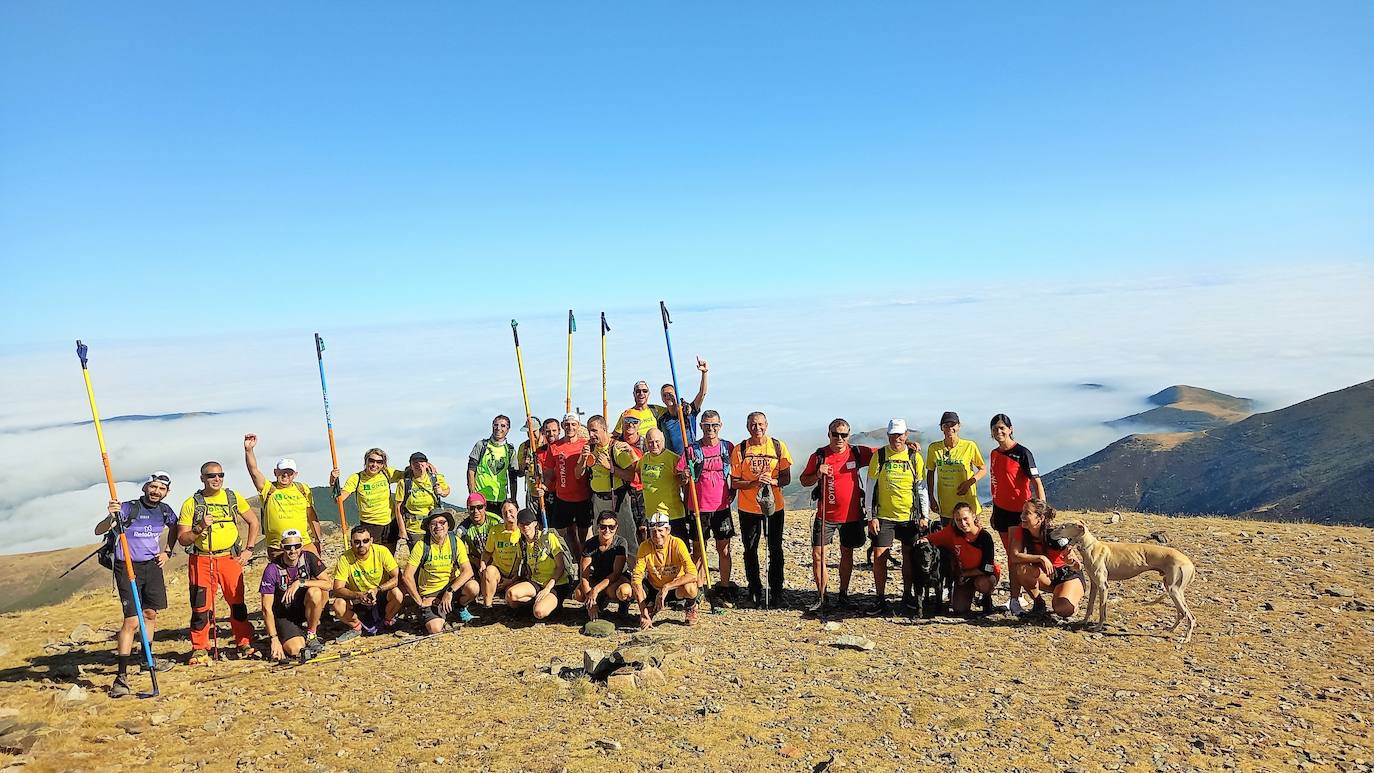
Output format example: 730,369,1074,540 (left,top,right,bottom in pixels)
909,538,945,618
